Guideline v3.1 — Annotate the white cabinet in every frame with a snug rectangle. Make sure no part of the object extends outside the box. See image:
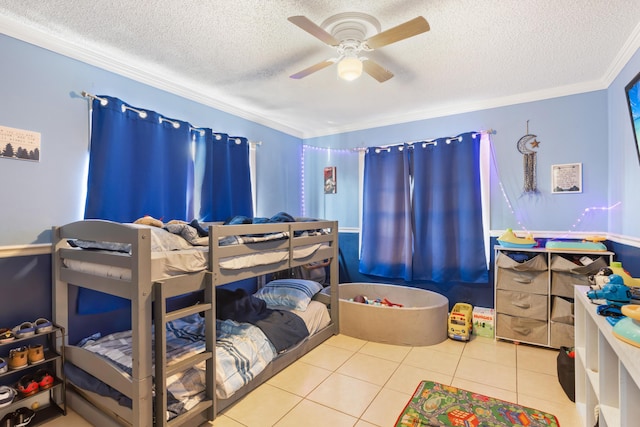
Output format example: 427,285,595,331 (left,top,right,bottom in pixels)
494,246,613,348
574,285,640,427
